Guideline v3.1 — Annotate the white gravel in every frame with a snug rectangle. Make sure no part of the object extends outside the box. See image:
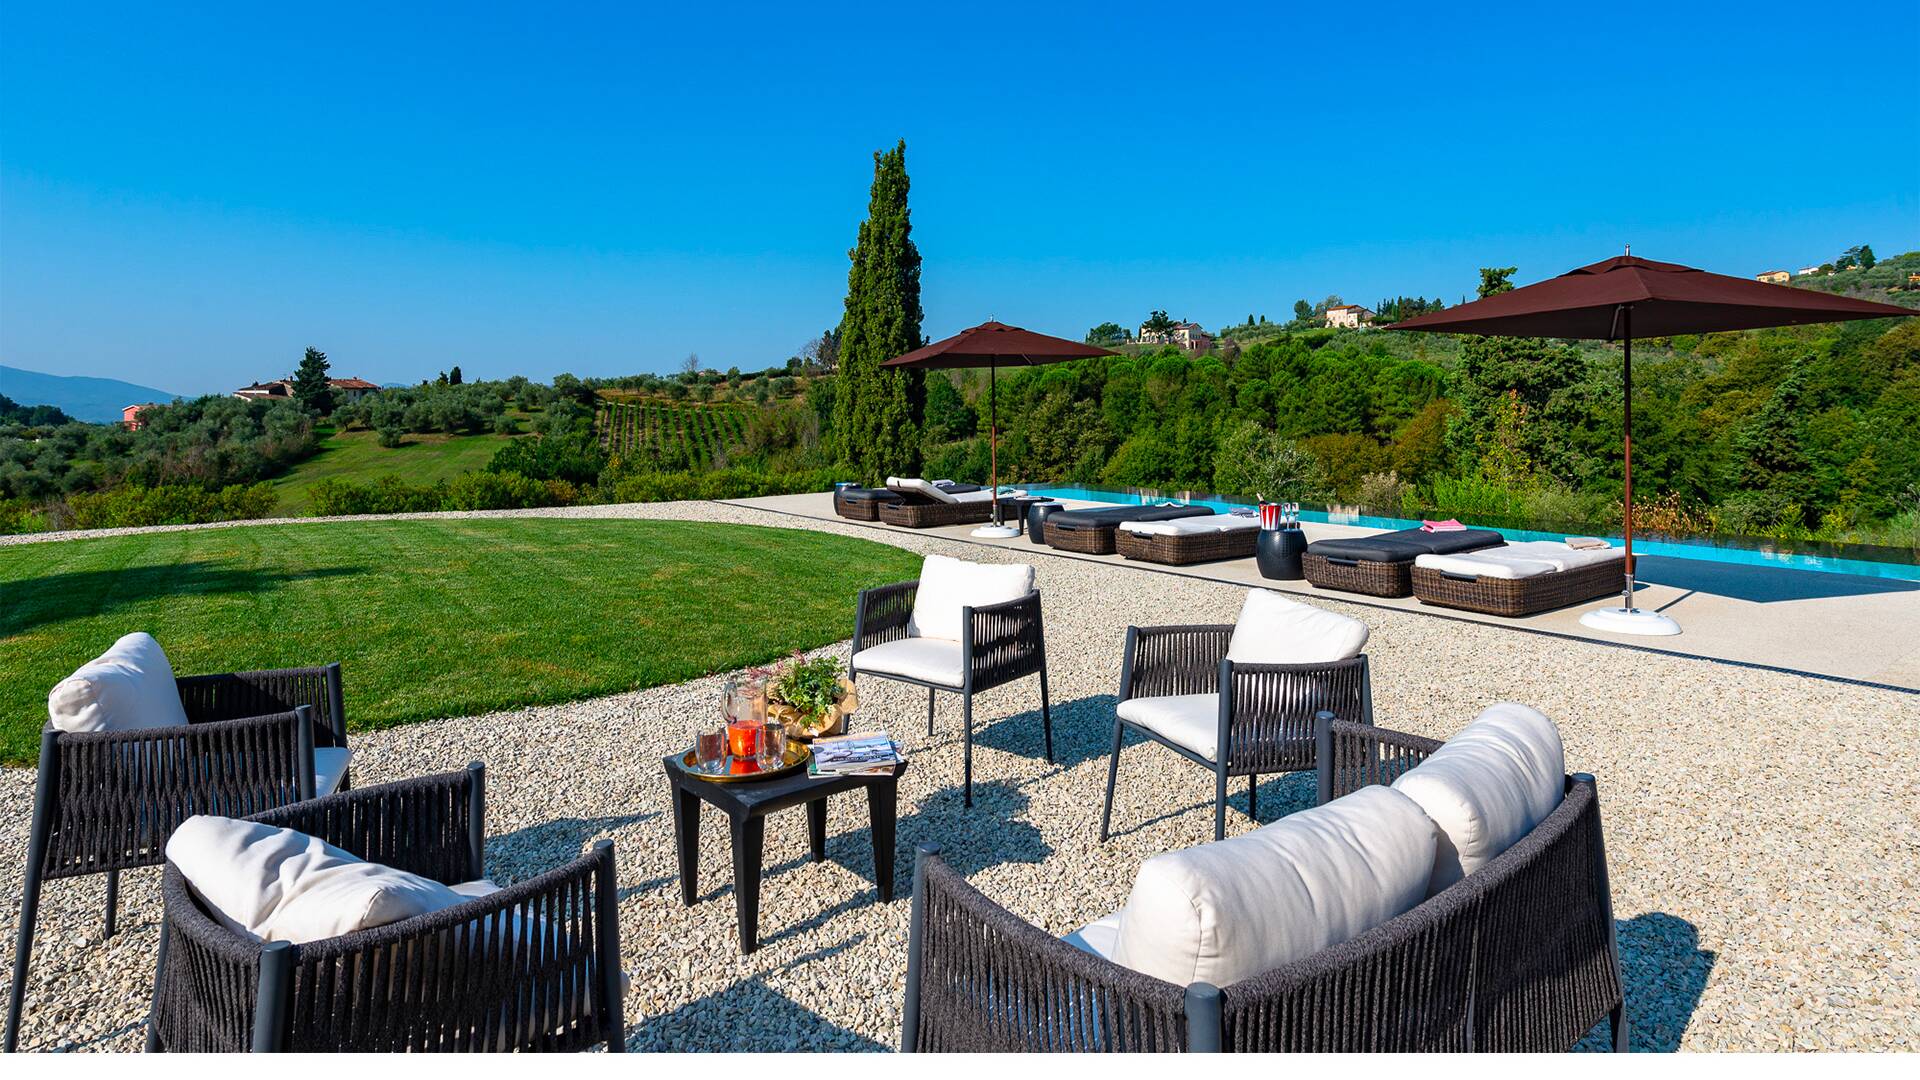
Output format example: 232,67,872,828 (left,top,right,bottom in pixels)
2,500,1916,1052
